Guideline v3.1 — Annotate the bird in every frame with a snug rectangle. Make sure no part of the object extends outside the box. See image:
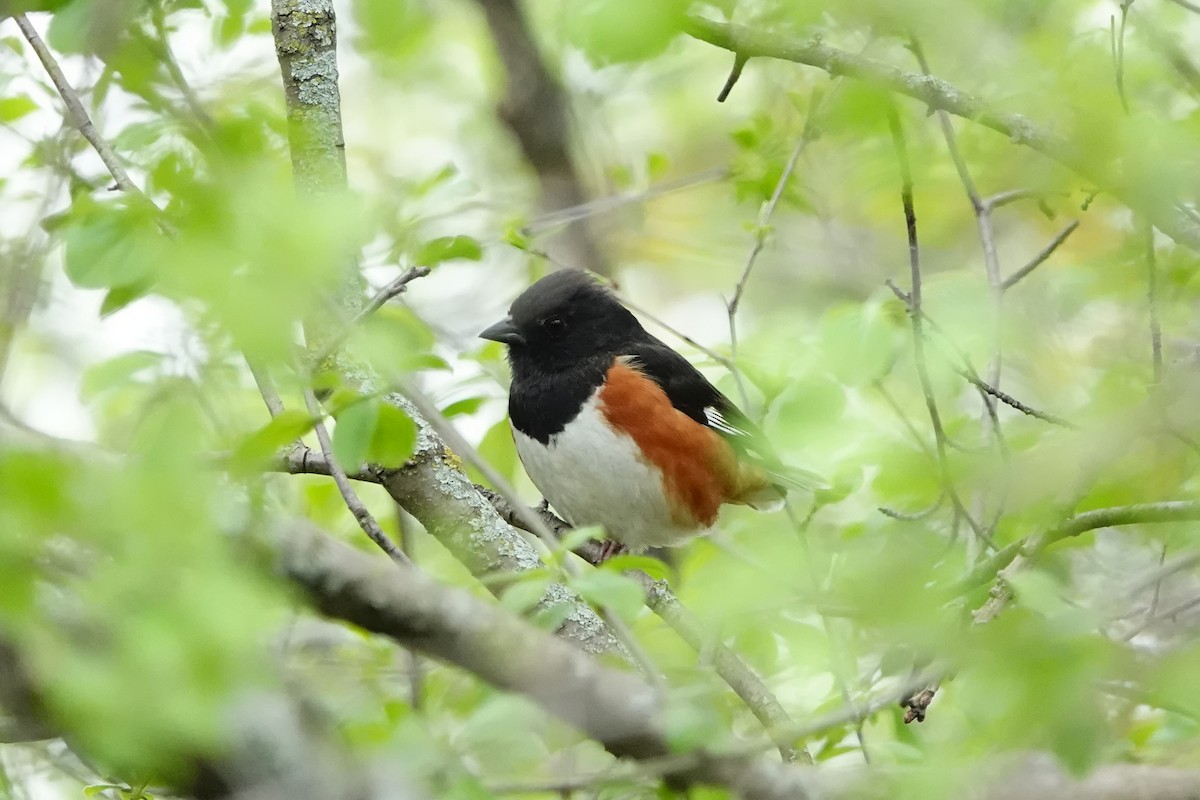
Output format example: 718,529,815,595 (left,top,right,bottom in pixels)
479,269,825,557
